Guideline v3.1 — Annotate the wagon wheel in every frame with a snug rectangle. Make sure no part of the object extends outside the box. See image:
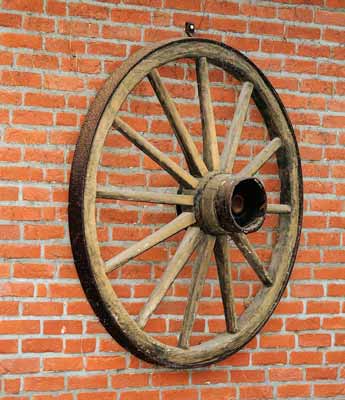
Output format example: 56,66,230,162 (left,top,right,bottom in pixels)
69,38,303,368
